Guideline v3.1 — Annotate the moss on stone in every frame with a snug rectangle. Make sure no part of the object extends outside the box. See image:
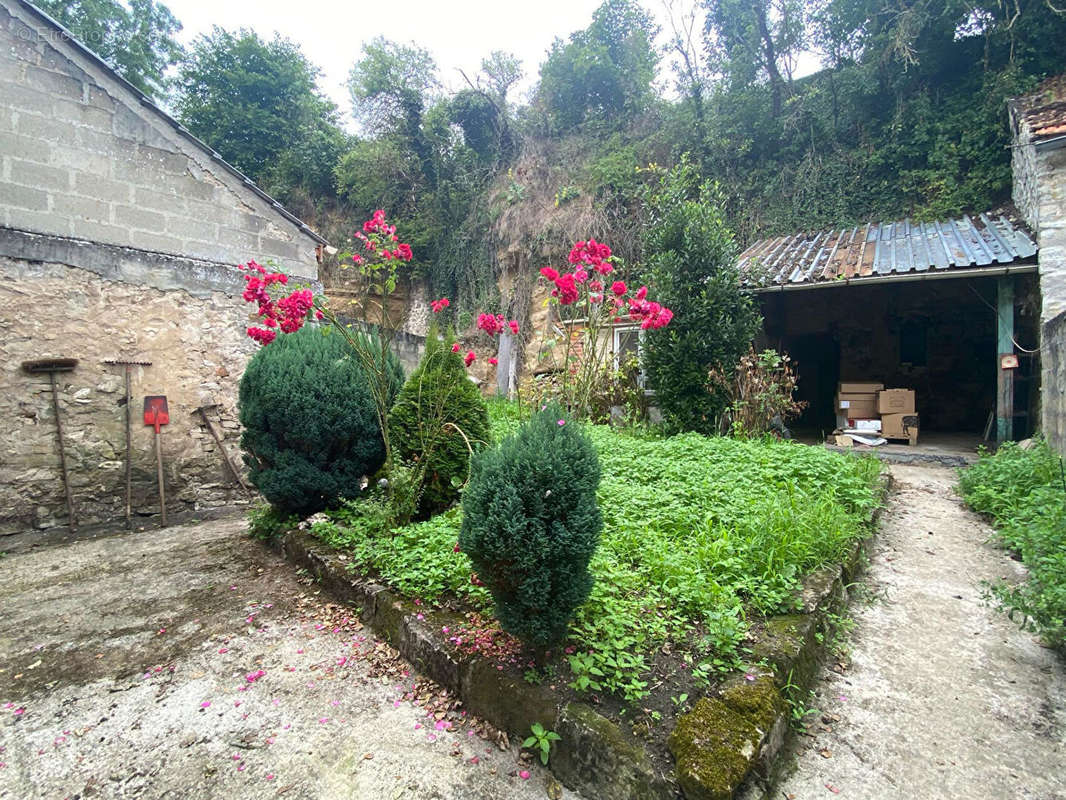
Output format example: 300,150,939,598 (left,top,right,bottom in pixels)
667,677,780,800
553,703,671,800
